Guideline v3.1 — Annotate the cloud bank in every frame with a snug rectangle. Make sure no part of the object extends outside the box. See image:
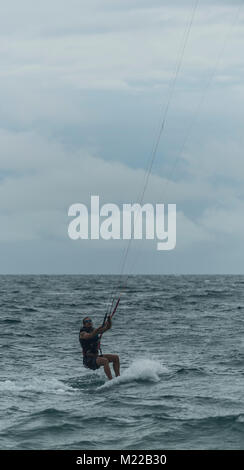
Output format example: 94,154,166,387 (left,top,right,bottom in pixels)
0,0,243,273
